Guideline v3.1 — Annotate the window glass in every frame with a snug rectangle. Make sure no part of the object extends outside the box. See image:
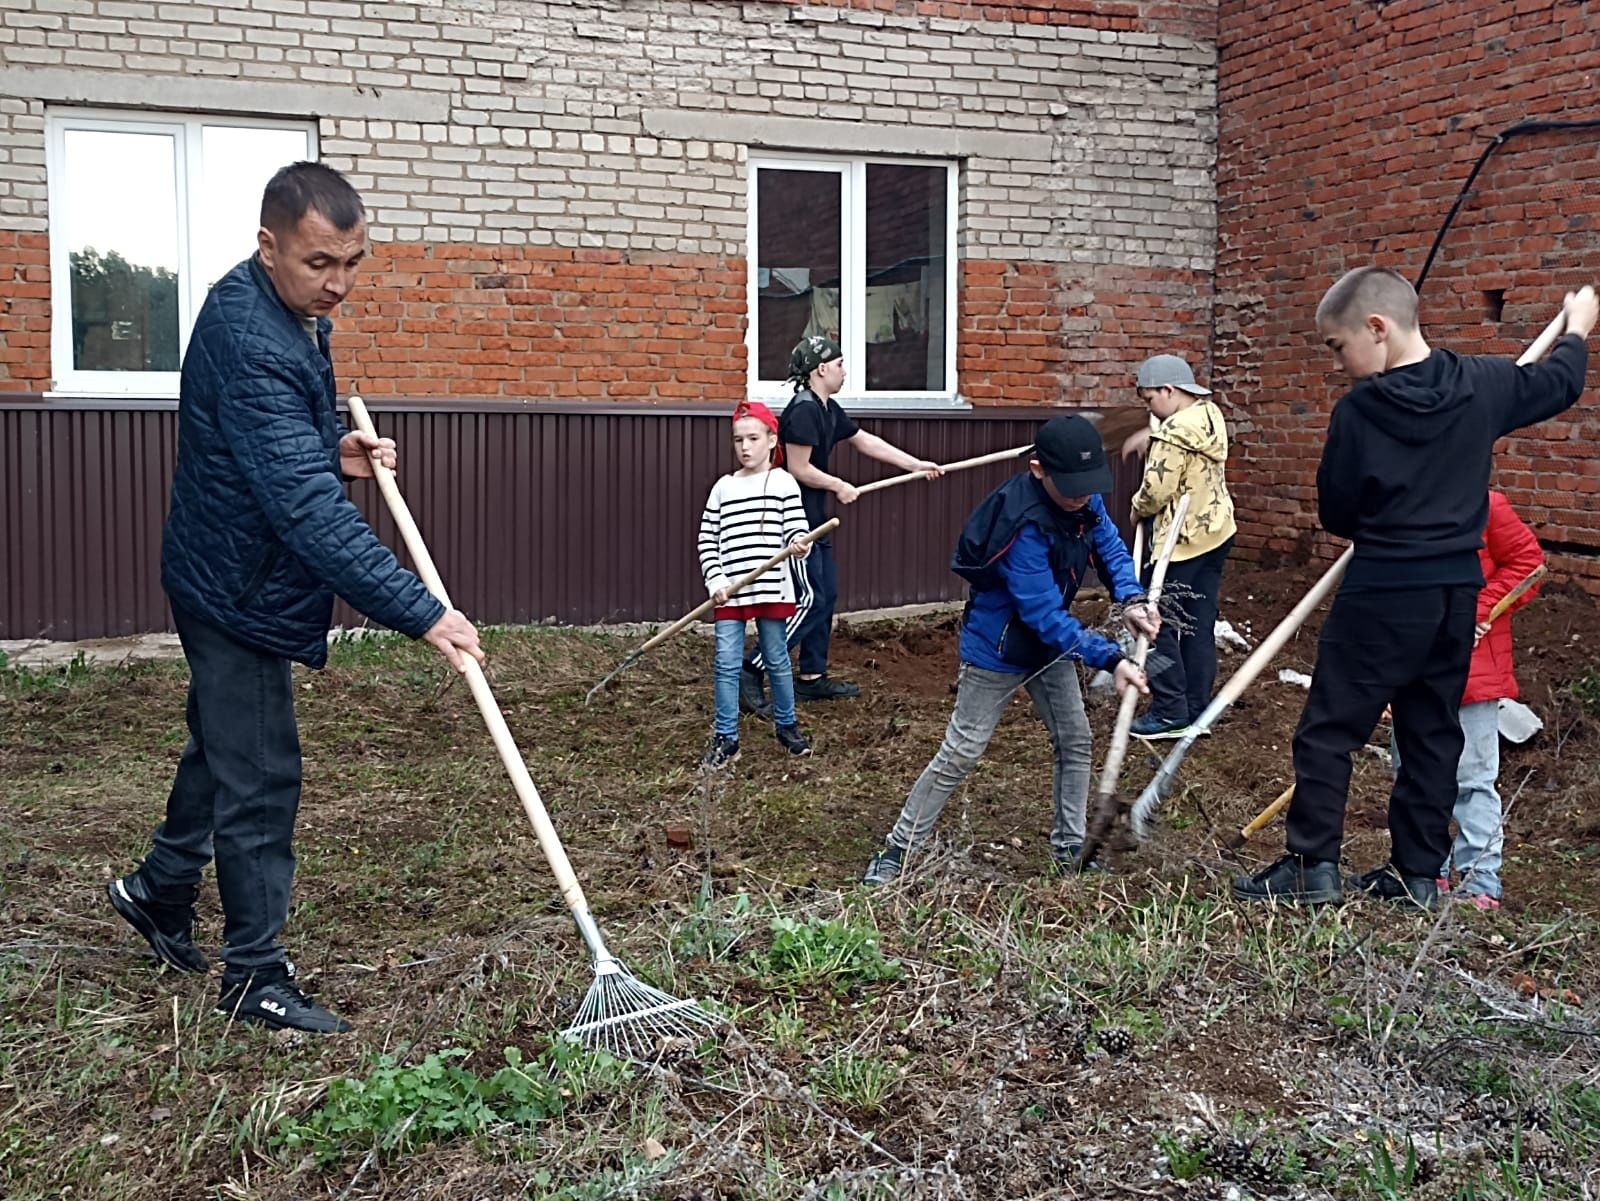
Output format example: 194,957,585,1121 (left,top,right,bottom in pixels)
865,163,947,393
754,167,842,383
195,124,313,291
62,129,181,373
